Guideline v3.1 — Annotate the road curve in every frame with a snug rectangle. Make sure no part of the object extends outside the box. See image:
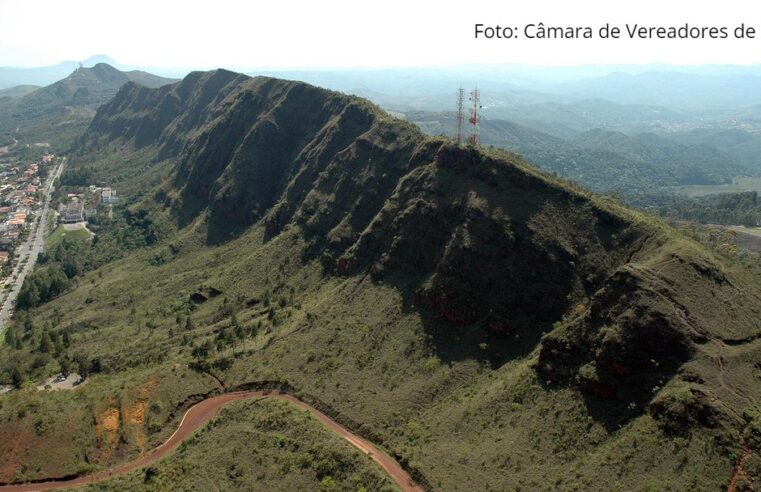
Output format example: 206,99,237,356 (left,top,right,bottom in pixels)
0,391,424,492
